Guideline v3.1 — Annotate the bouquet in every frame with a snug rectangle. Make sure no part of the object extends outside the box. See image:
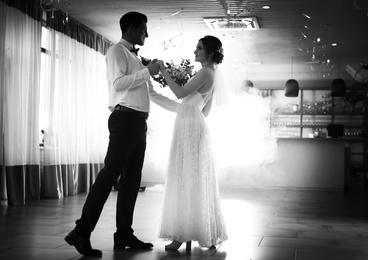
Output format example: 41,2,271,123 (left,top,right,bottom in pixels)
141,57,195,88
